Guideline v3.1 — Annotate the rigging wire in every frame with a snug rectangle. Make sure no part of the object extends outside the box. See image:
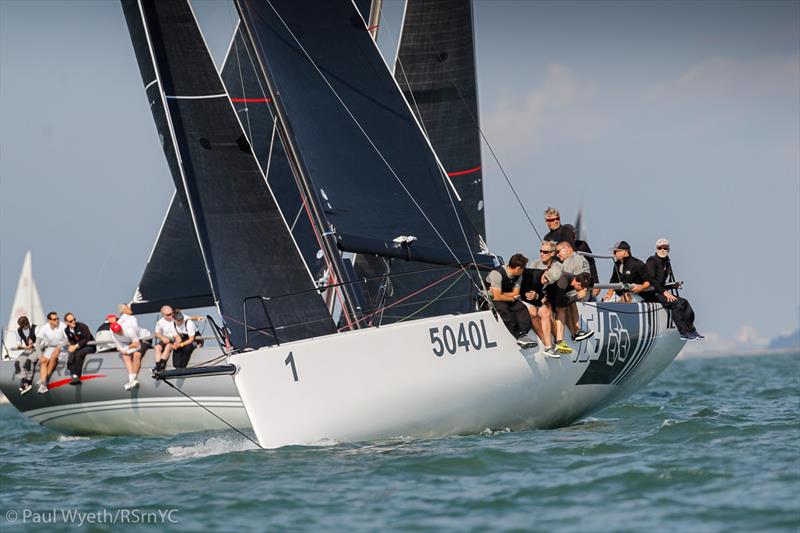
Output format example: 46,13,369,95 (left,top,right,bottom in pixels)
158,377,262,449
